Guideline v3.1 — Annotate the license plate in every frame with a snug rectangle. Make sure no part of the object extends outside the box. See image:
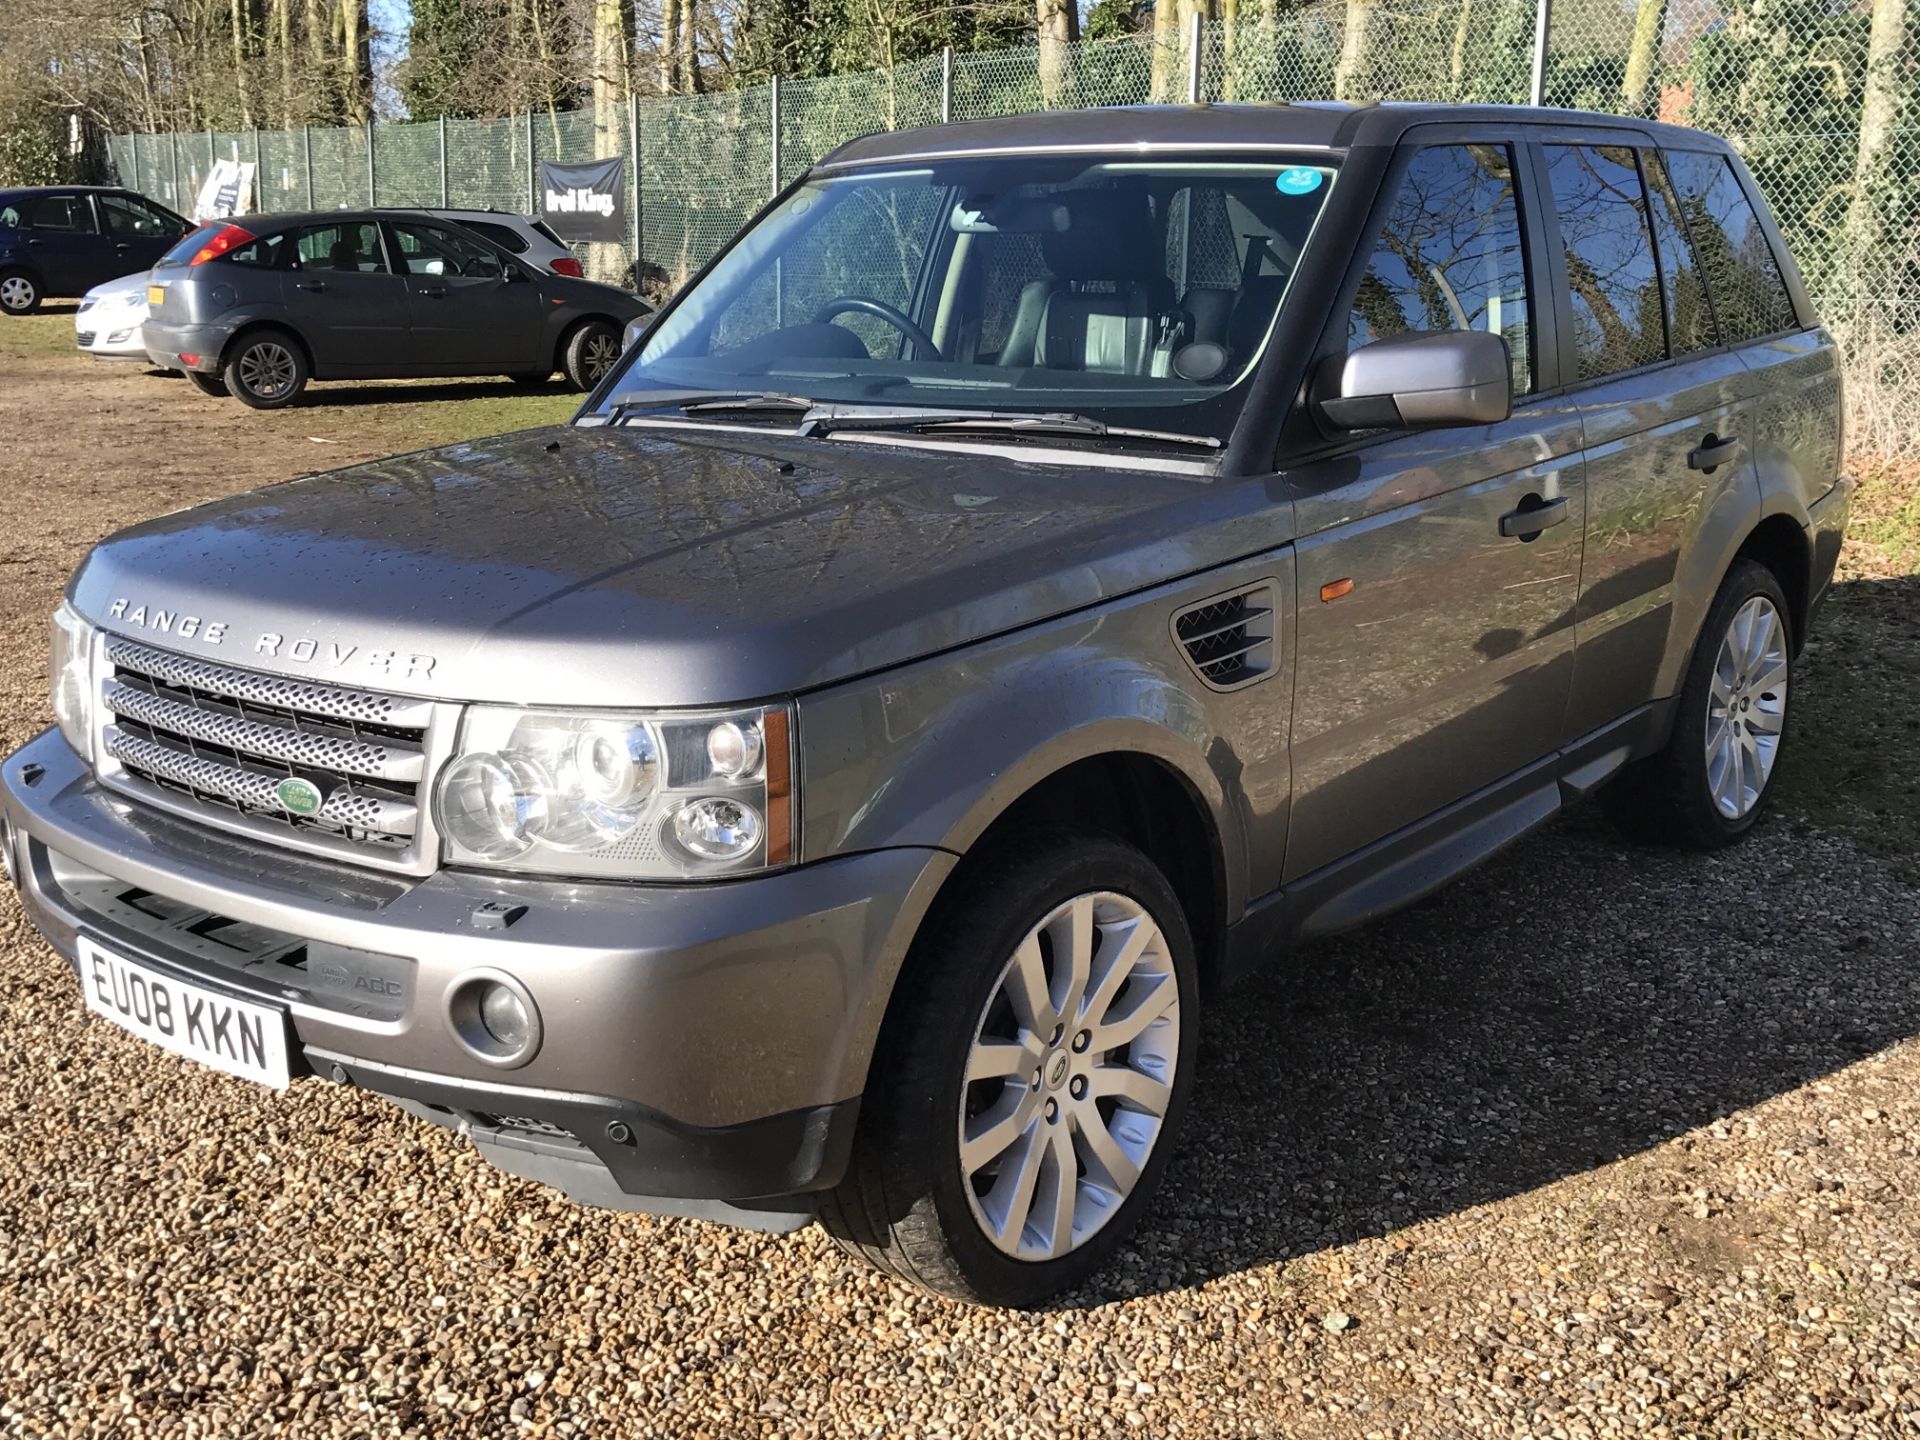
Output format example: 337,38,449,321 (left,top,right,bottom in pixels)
78,936,291,1089
146,284,165,307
